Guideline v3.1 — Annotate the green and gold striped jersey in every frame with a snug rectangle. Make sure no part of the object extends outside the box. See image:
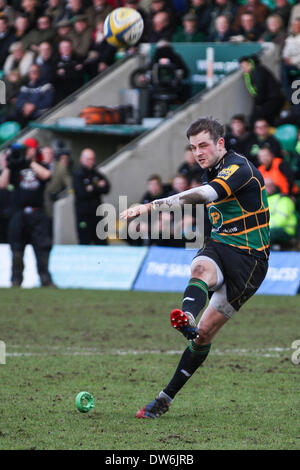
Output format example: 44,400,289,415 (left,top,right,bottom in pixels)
204,150,270,259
